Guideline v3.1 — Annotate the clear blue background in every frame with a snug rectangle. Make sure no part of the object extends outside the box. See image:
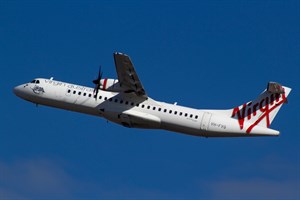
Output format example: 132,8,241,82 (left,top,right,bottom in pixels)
1,1,299,199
